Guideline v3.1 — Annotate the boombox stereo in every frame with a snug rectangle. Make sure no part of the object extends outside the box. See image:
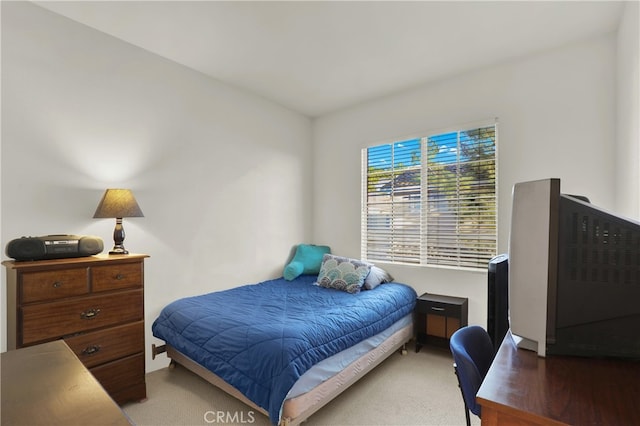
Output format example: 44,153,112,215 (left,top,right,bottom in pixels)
5,235,104,261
